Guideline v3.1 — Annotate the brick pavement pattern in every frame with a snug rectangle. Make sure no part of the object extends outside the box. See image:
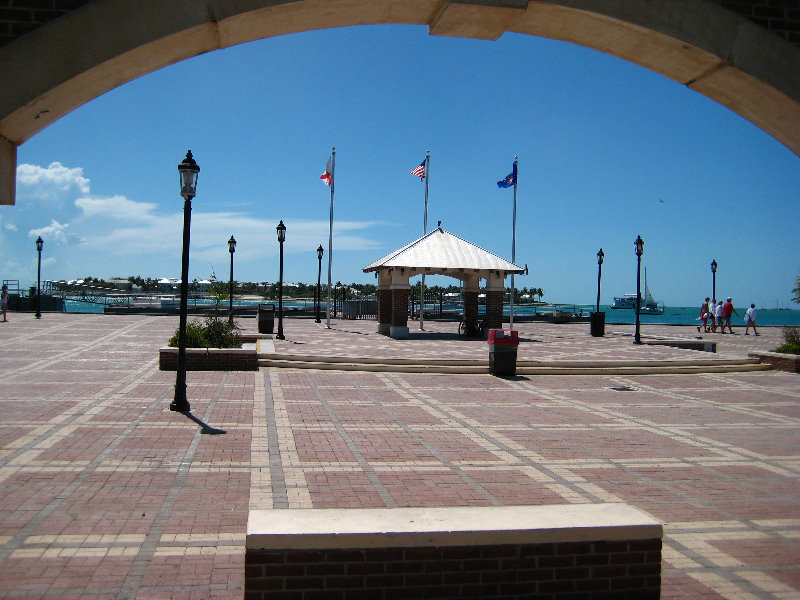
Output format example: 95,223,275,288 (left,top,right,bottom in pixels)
1,314,799,599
